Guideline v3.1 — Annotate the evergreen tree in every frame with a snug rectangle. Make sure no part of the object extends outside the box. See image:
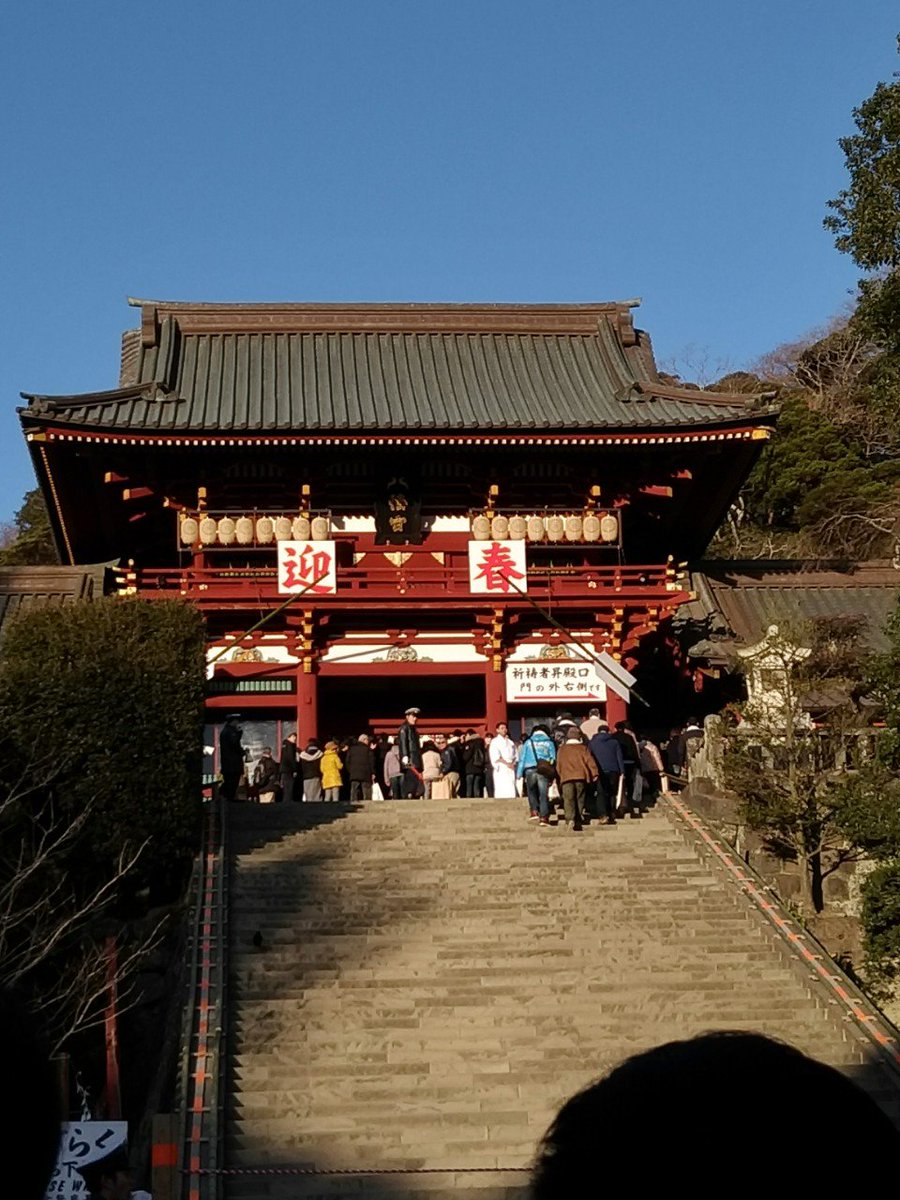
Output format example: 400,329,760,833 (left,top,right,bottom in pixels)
0,489,57,565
